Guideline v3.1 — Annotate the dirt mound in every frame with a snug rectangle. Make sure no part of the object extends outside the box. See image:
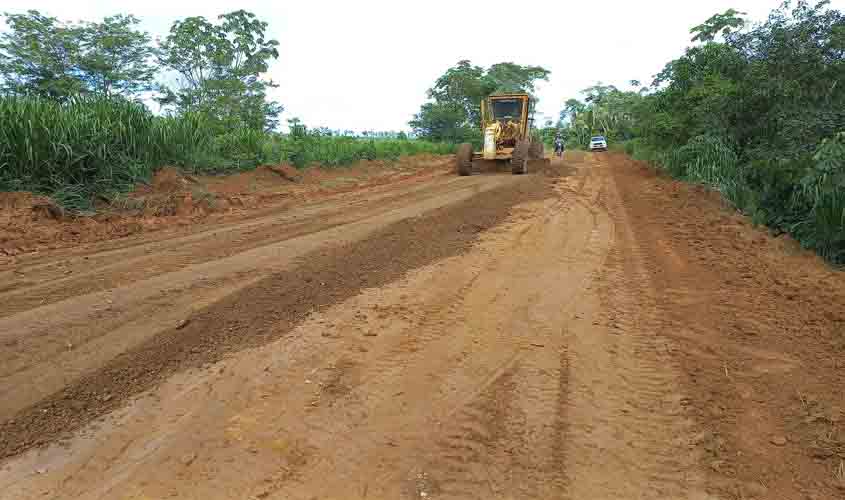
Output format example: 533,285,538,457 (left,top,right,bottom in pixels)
0,193,73,260
263,164,303,183
0,155,453,263
151,166,190,192
0,192,64,220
